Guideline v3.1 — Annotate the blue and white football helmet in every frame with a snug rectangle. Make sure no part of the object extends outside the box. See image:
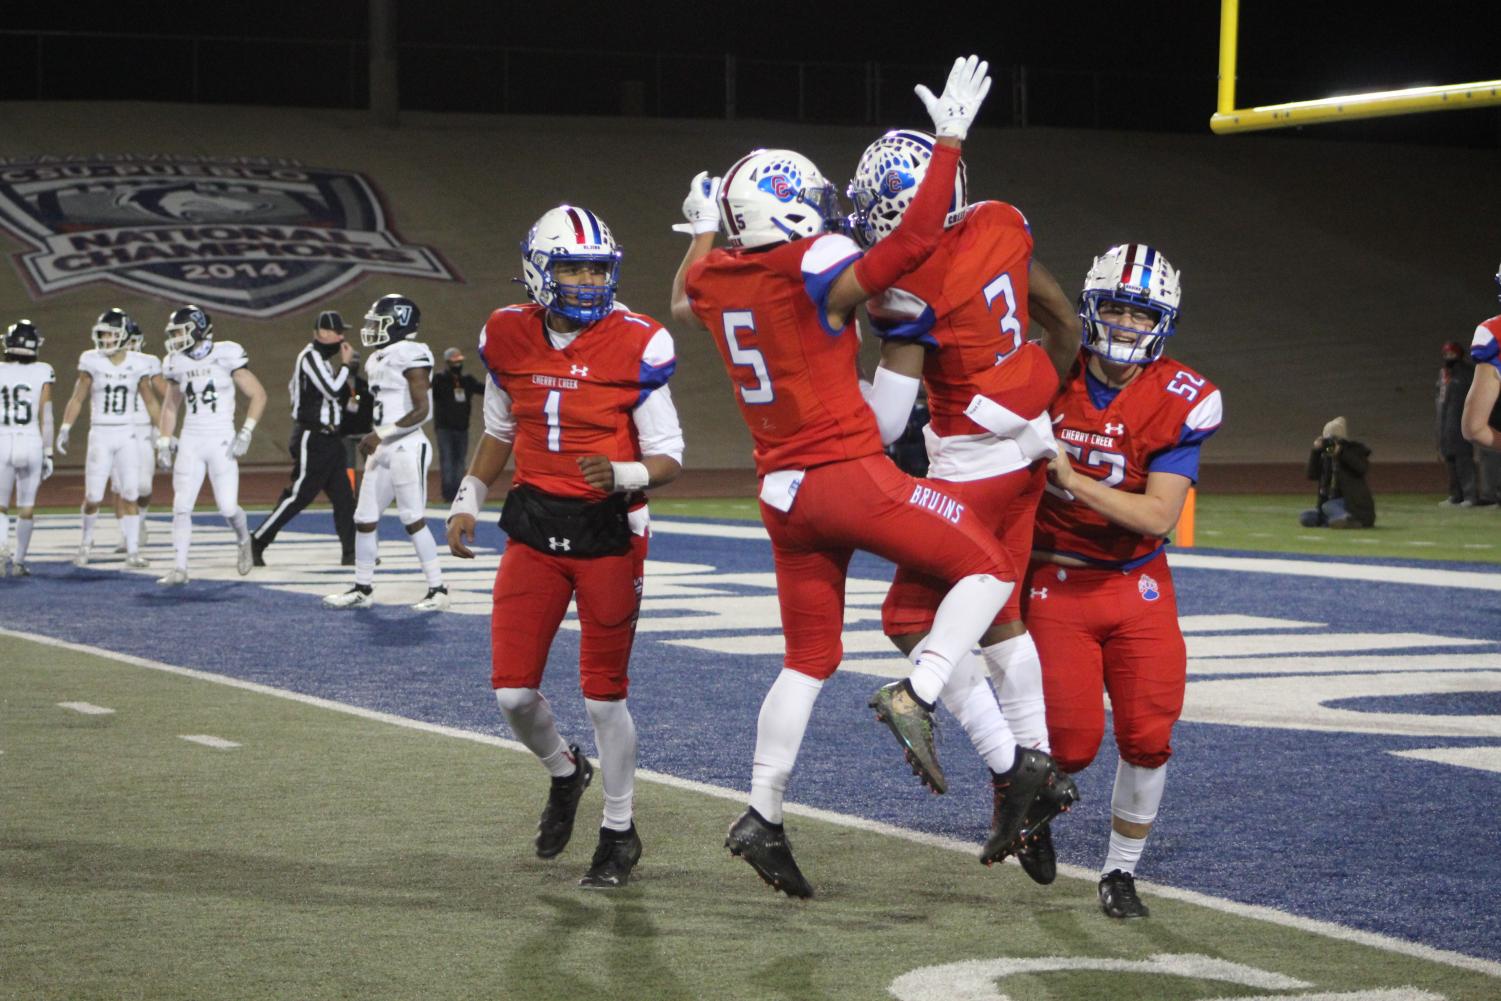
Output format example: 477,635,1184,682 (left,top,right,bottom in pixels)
361,293,421,347
846,129,968,249
520,205,622,325
5,319,43,359
164,305,213,355
1079,244,1182,366
717,149,841,249
91,308,133,353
